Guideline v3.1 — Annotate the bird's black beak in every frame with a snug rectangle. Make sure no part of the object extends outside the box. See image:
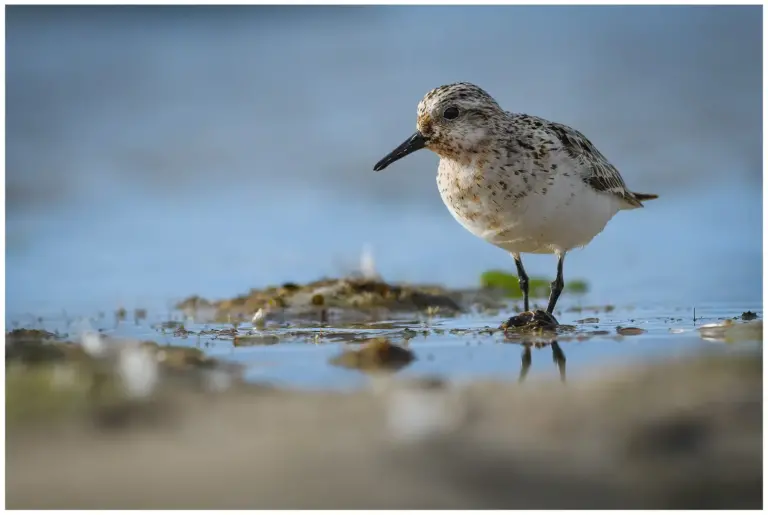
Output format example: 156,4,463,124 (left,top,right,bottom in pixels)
373,132,426,171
